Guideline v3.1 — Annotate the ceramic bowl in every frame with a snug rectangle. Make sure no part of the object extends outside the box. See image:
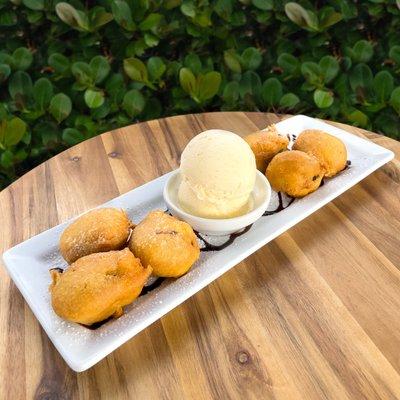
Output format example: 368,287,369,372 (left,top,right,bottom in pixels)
163,170,272,236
